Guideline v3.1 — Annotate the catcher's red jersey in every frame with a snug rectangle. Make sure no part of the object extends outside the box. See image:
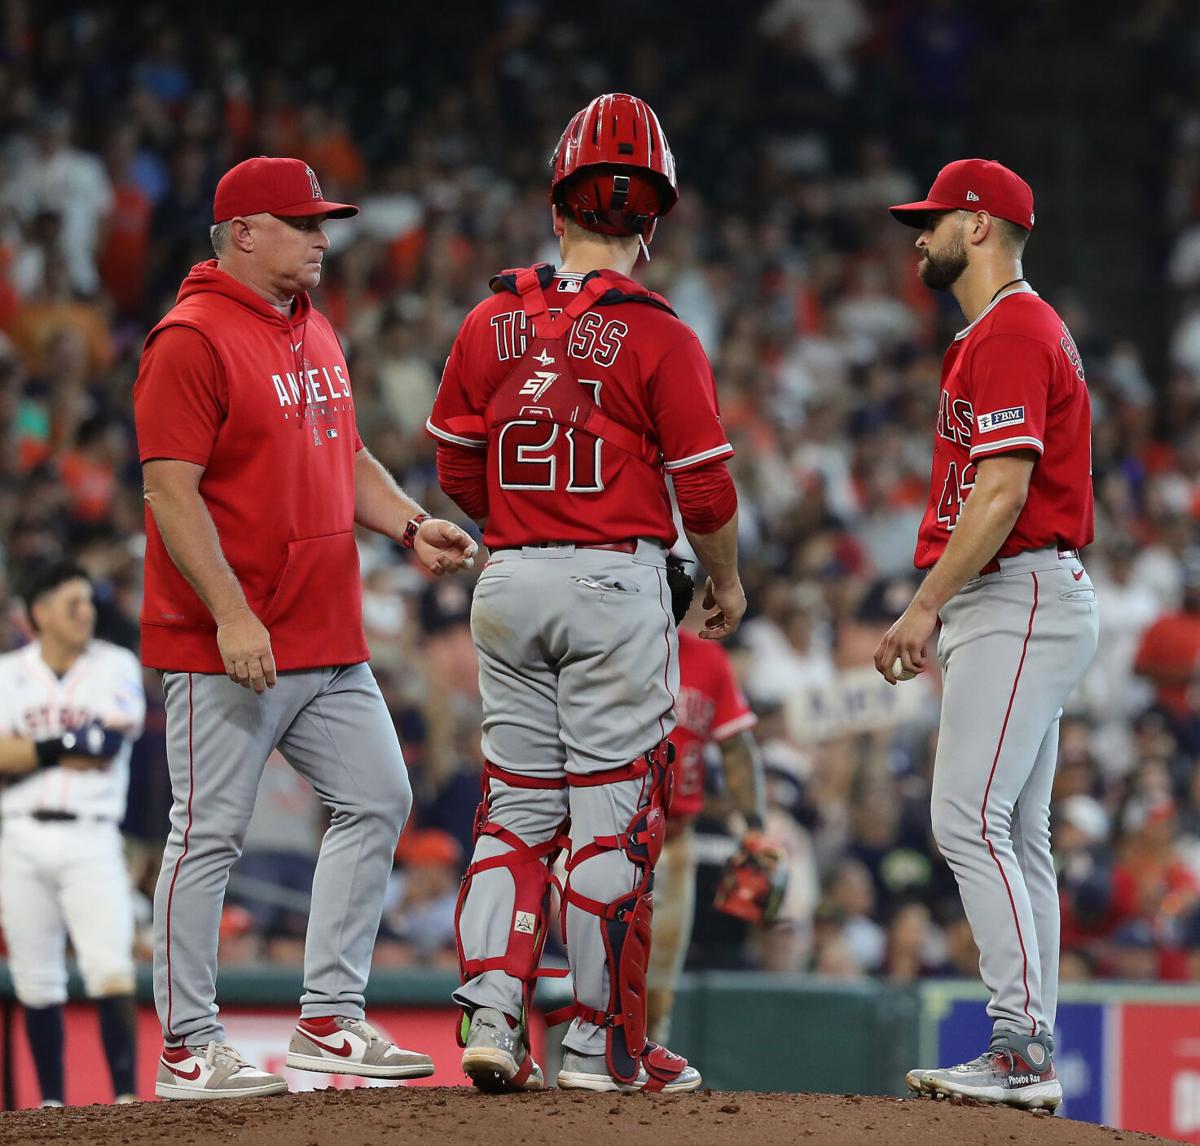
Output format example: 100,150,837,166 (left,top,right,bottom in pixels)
915,286,1094,569
427,266,731,550
667,630,756,819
